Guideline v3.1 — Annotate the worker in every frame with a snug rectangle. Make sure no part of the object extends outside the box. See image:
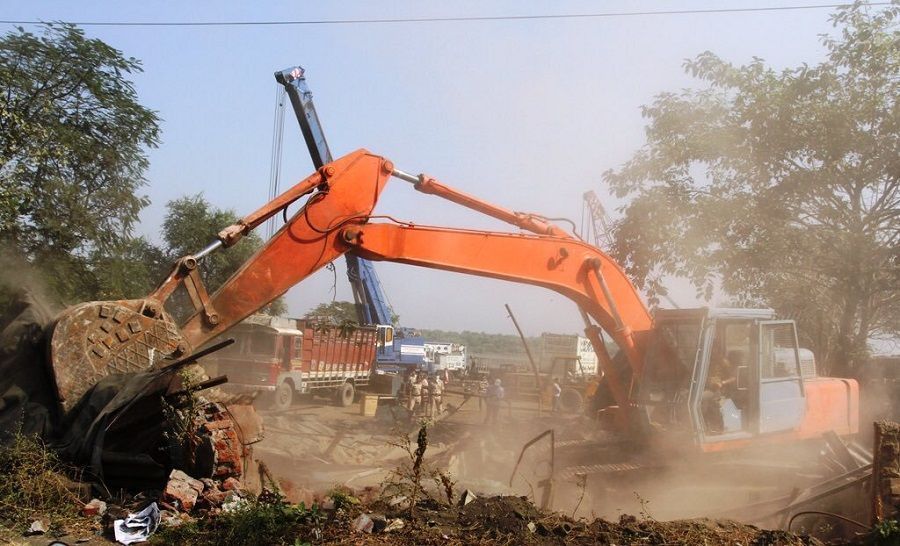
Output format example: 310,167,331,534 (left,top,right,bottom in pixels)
431,373,444,415
477,376,488,411
484,378,505,425
422,375,433,418
702,355,735,433
407,373,423,419
709,355,737,394
551,377,562,413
